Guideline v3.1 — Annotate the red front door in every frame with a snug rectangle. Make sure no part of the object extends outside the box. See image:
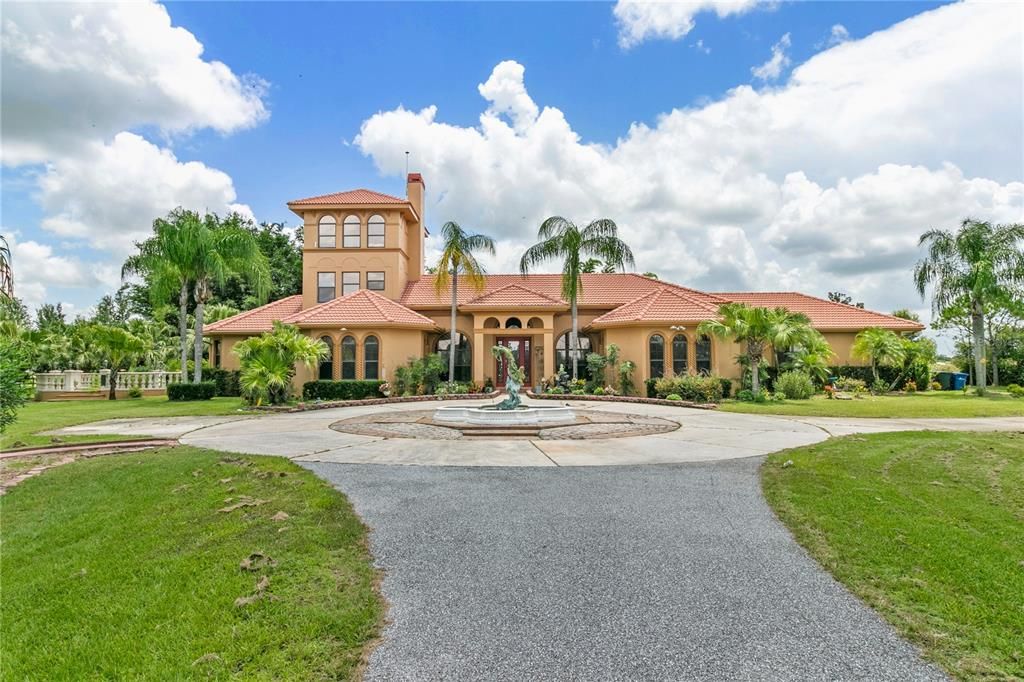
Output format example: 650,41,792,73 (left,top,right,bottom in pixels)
495,336,531,388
